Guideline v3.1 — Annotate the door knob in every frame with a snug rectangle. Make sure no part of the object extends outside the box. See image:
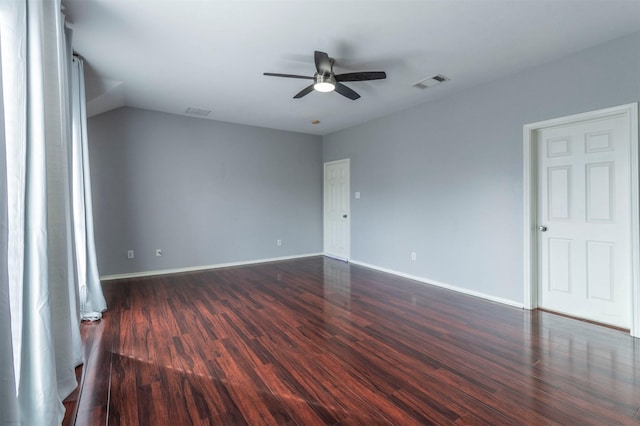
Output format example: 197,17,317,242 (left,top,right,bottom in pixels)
538,225,547,232
343,214,348,218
